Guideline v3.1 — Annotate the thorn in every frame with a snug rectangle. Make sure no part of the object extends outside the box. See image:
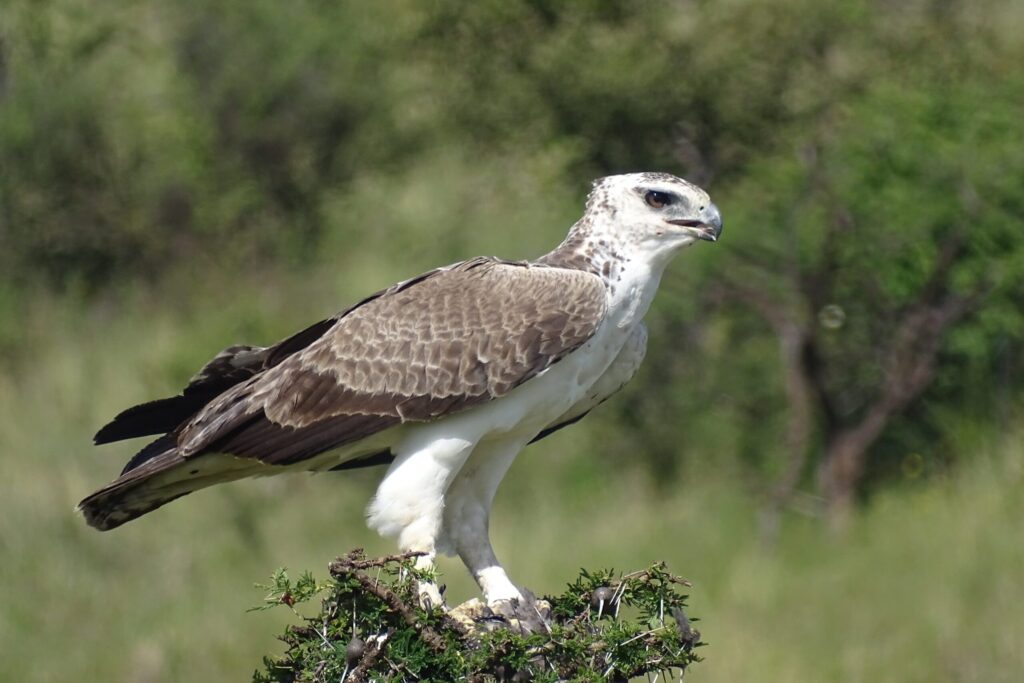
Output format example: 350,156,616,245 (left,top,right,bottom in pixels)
591,586,615,619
